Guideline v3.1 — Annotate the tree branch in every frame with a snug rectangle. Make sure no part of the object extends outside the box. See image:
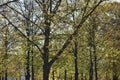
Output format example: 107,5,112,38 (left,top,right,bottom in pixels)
0,0,18,7
52,0,62,14
6,5,44,33
1,13,43,57
49,0,104,66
